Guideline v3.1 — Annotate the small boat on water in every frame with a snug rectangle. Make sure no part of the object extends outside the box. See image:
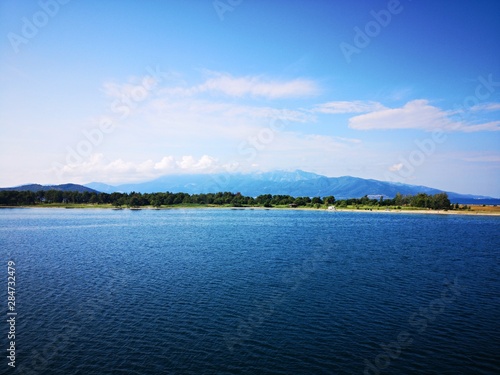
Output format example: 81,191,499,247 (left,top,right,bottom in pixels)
129,207,142,211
